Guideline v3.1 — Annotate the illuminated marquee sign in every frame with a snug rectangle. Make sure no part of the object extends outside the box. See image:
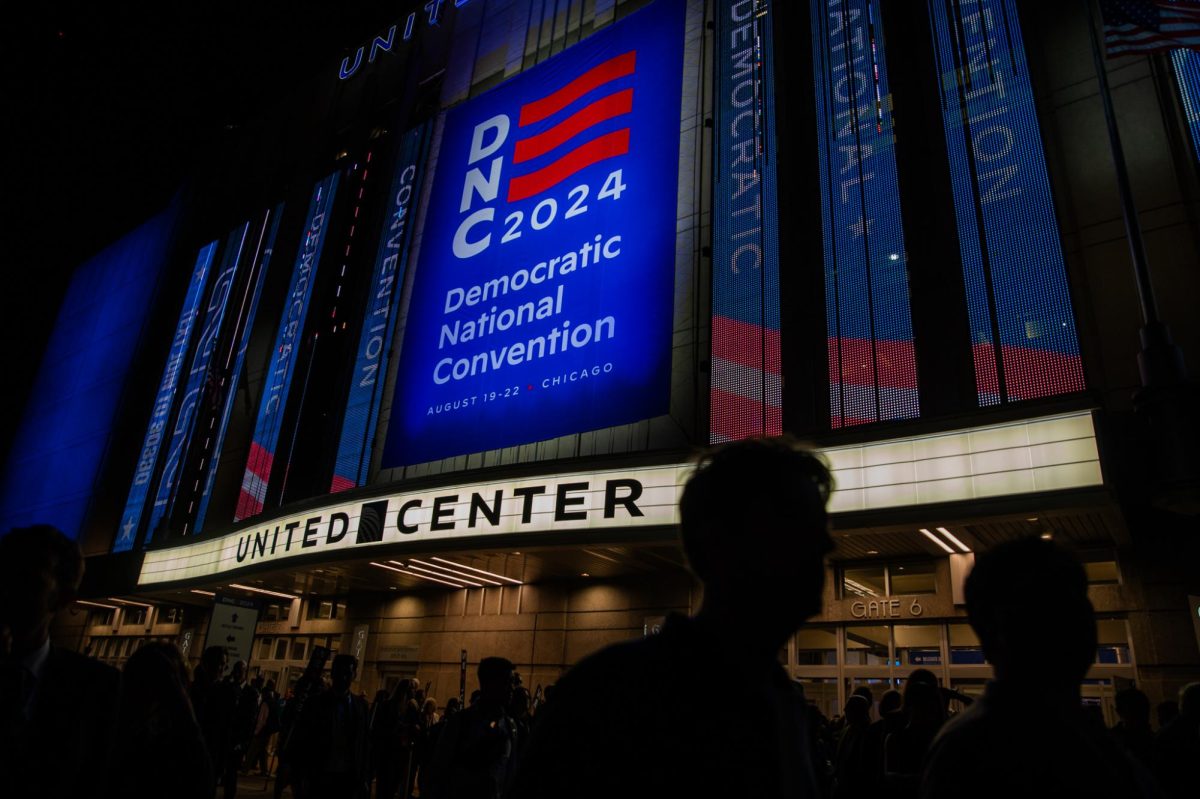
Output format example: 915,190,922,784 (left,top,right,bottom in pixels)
929,0,1084,405
236,173,340,521
710,0,783,443
138,411,1101,585
382,0,685,466
331,126,430,493
114,242,217,552
146,228,249,541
